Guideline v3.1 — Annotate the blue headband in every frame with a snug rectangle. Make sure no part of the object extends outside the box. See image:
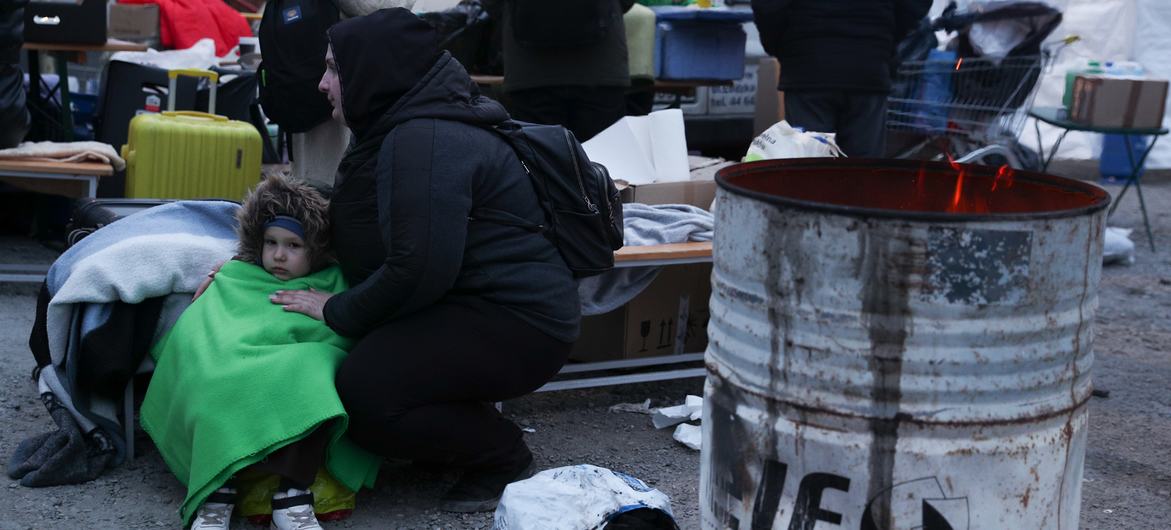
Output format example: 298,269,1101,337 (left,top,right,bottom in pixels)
264,215,306,240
